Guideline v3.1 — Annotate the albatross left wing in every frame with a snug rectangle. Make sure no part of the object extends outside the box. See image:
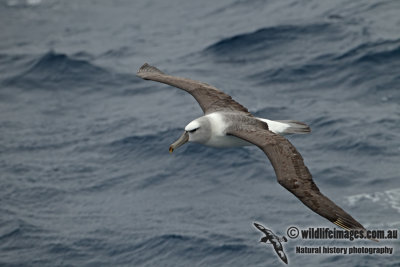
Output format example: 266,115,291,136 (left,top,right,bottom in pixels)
137,63,251,115
227,127,368,233
254,222,270,234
